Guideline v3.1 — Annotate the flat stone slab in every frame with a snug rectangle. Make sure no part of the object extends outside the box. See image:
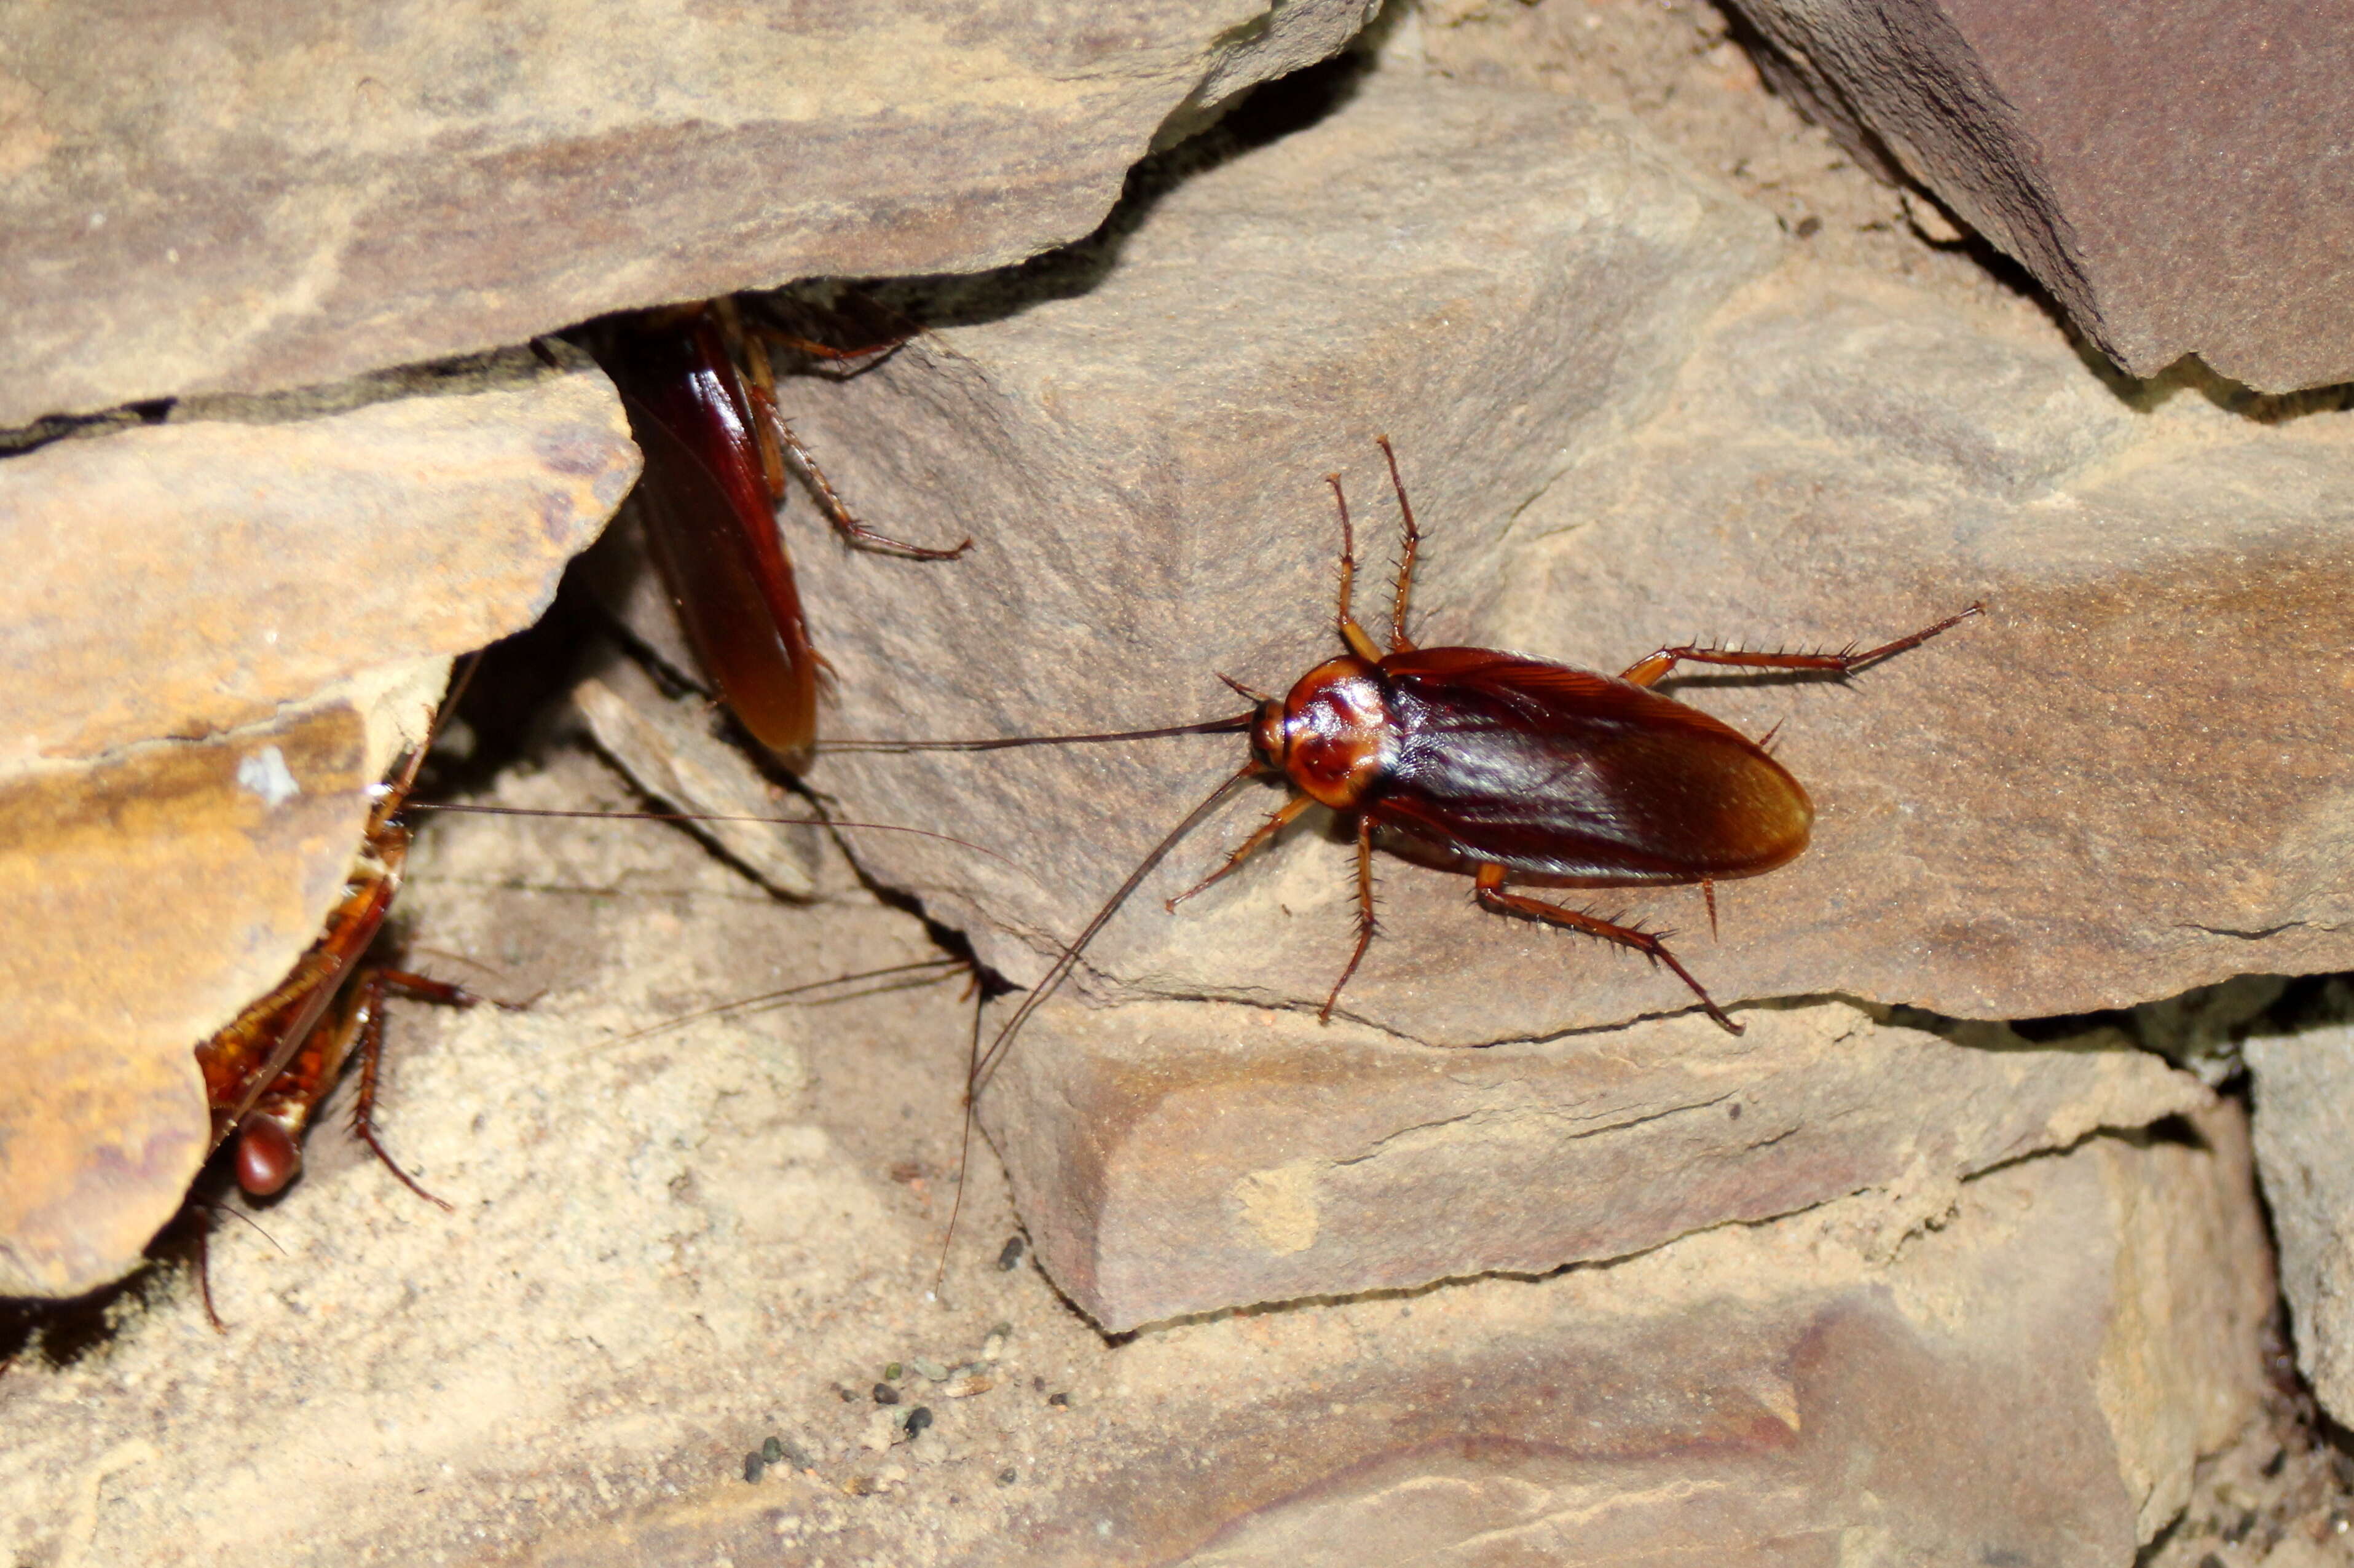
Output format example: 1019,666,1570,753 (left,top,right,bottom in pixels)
0,347,637,1296
0,345,637,766
788,63,2354,1041
984,995,2208,1330
1723,0,2354,390
0,0,1375,424
2248,995,2354,1428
